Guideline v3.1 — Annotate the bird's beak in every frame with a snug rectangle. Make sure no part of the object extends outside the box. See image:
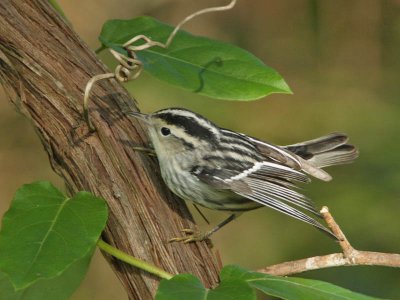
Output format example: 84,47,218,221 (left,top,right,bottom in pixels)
127,111,150,124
